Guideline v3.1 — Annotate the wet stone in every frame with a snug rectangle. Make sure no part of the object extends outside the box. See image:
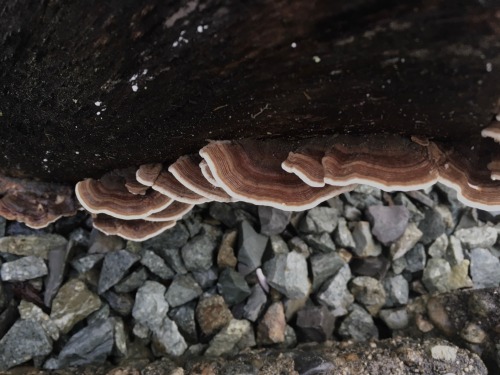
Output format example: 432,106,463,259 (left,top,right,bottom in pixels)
263,251,310,299
18,300,59,340
0,319,52,371
367,205,409,245
349,276,387,315
51,278,101,334
418,208,446,245
257,302,286,344
296,305,336,342
140,249,175,280
217,229,238,269
310,252,345,291
70,253,104,274
0,234,67,259
243,284,267,322
383,274,409,307
454,226,498,249
181,232,218,272
379,308,409,330
334,217,355,249
157,248,188,275
205,319,253,356
404,243,426,272
113,267,148,293
169,301,197,343
351,221,381,258
1,255,47,281
102,290,134,316
44,246,67,307
299,207,339,234
237,221,268,276
196,295,233,335
258,206,291,235
428,234,449,258
143,222,190,250
469,248,500,289
302,232,336,253
98,249,141,294
165,274,202,308
217,268,251,306
317,264,354,316
390,222,423,259
338,304,378,342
